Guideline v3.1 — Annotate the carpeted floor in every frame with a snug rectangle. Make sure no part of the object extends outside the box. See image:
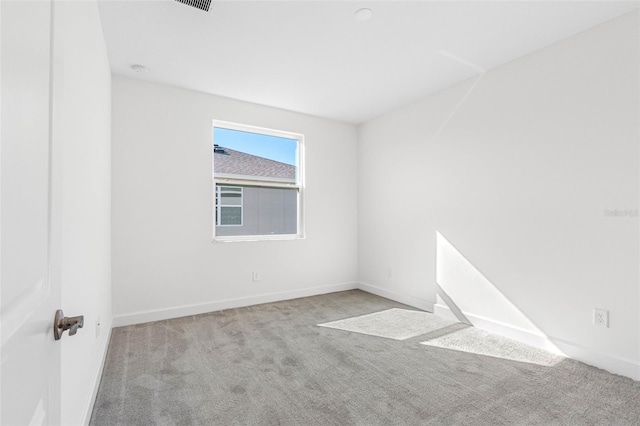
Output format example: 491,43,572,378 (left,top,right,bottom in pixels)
90,290,640,425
